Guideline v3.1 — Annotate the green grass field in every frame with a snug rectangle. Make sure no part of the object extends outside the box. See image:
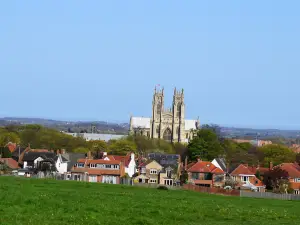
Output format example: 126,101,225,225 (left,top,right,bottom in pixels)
0,177,300,225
